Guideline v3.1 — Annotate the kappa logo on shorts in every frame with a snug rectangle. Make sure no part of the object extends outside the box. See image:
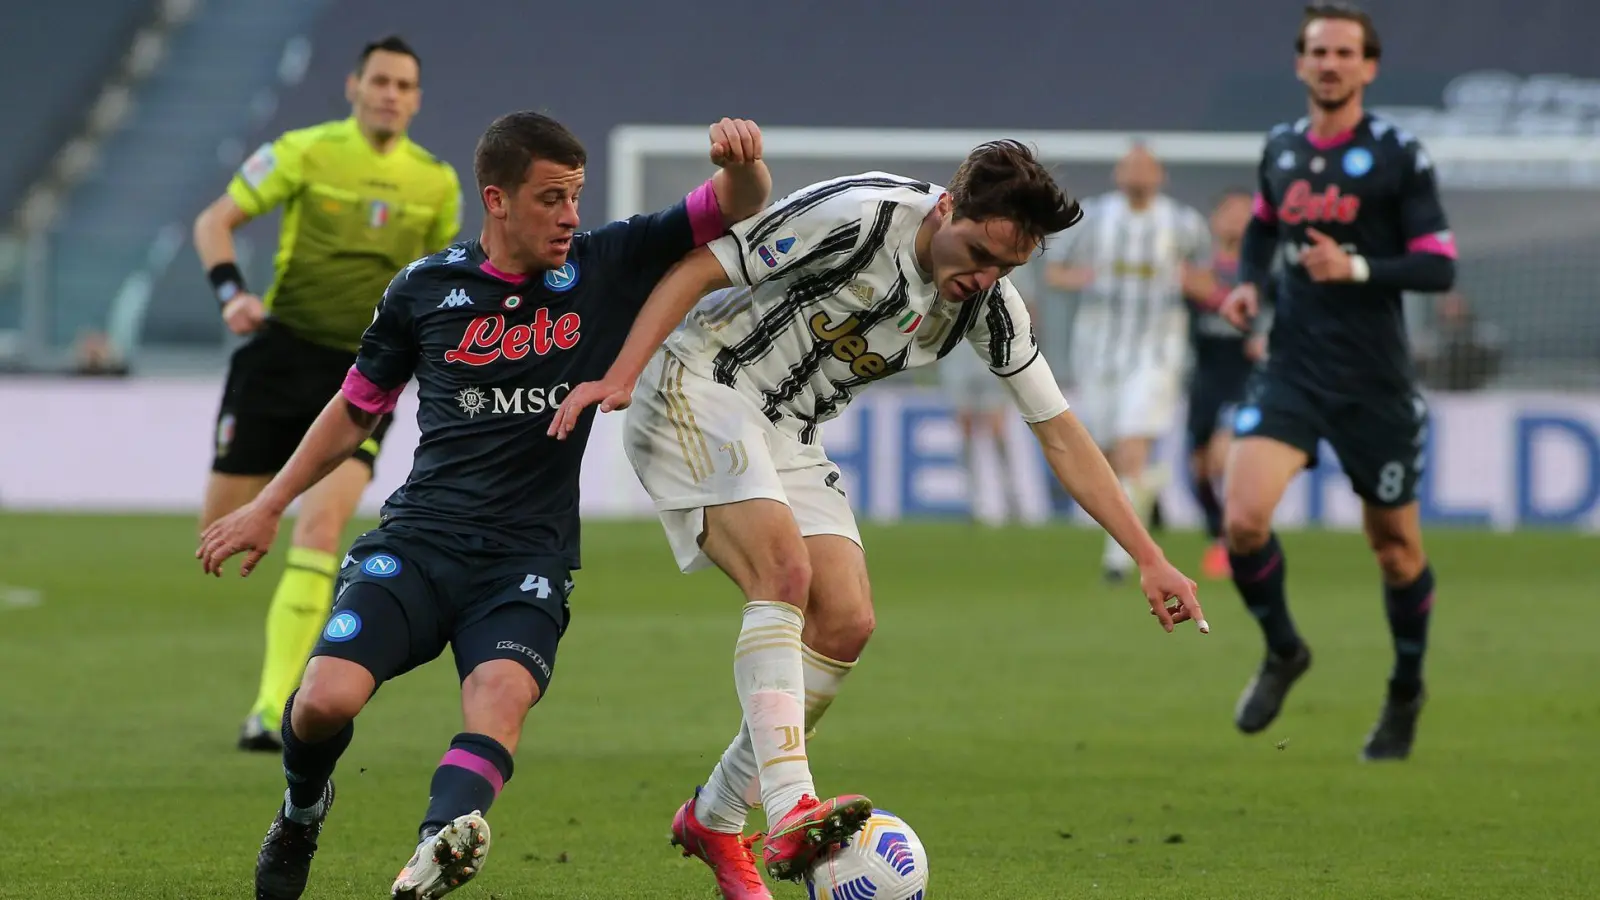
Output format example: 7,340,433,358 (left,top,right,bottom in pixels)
324,611,362,642
361,554,401,578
